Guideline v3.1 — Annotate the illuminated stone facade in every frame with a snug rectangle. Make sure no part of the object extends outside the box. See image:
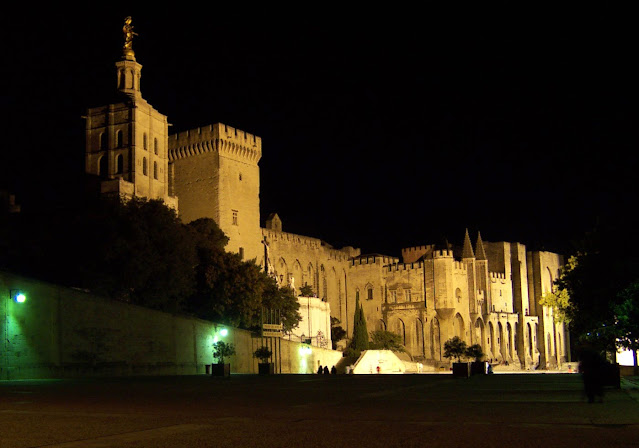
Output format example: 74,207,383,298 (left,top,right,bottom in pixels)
85,36,569,370
85,46,177,210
